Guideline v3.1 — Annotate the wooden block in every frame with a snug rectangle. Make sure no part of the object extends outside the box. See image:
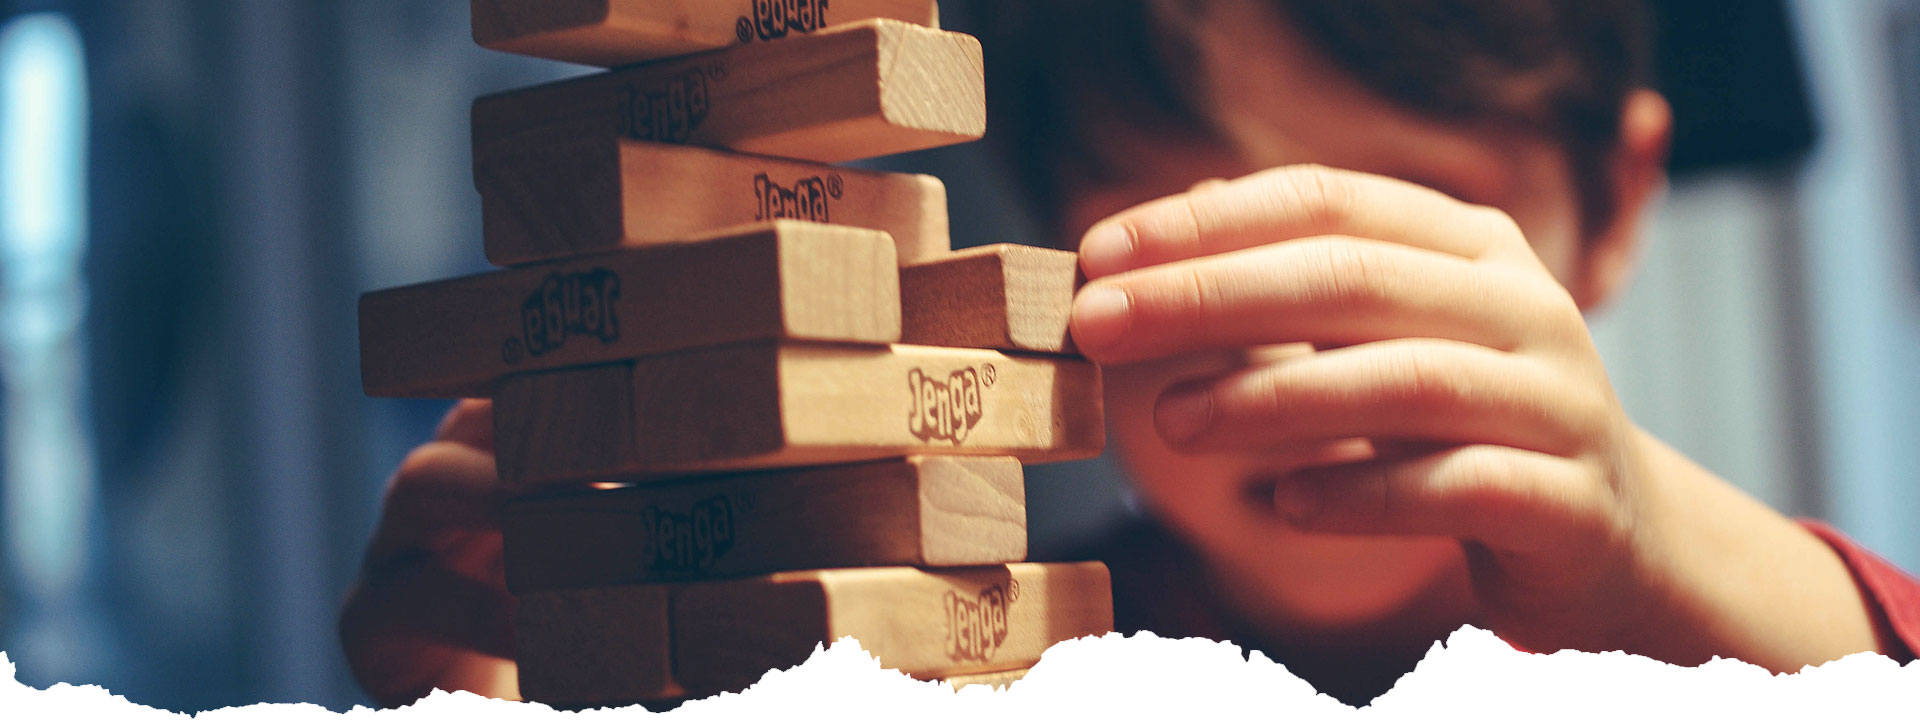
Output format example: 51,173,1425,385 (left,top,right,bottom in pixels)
492,342,1105,486
901,244,1081,354
471,0,942,69
504,457,1026,591
471,20,984,164
478,136,950,267
515,585,681,706
674,562,1112,694
942,667,1029,691
515,572,1062,707
359,221,900,398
